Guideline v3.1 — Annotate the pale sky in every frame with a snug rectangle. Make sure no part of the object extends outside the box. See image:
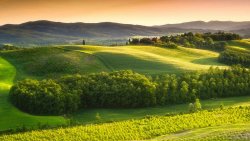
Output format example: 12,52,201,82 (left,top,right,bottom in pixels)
0,0,250,26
